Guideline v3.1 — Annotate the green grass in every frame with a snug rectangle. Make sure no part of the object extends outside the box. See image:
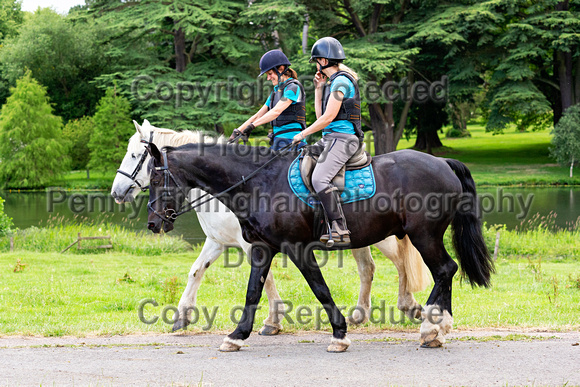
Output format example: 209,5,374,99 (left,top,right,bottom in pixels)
395,125,579,186
0,223,578,336
51,170,115,190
